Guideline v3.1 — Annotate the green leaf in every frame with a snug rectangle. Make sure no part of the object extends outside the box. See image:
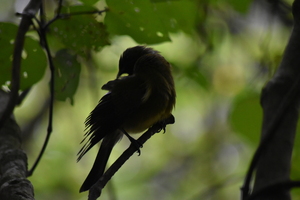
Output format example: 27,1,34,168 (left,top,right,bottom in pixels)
153,0,197,34
106,0,171,44
230,91,262,144
21,37,47,90
53,49,81,105
50,5,110,58
0,22,47,90
228,0,251,13
185,67,209,90
0,22,16,88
